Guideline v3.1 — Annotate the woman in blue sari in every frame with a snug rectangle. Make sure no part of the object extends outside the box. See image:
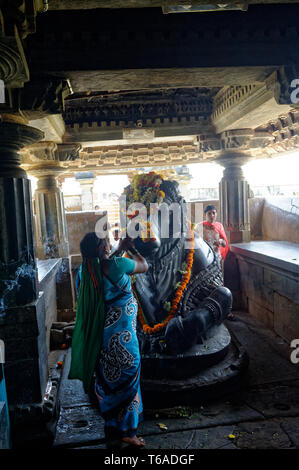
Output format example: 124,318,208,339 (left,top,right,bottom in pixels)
69,232,148,447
